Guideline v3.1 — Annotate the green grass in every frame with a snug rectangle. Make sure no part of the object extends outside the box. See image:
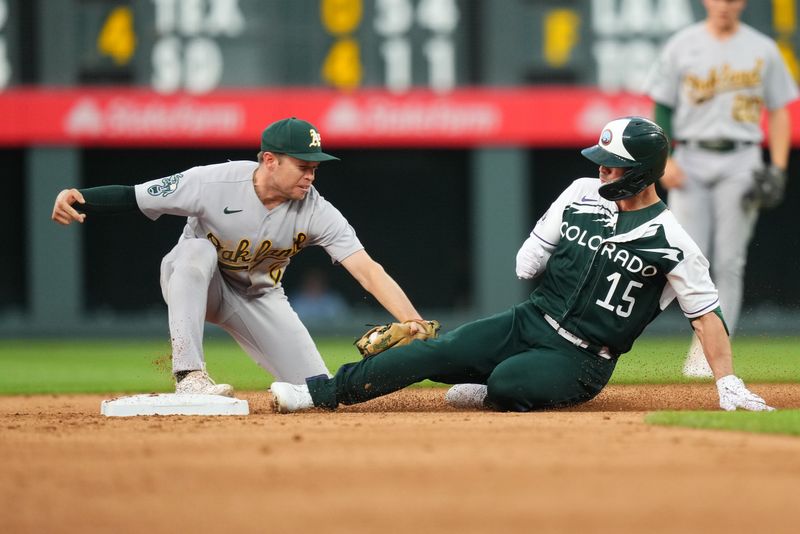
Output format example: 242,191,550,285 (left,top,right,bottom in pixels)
0,335,798,395
646,410,800,437
611,335,800,384
0,337,359,395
